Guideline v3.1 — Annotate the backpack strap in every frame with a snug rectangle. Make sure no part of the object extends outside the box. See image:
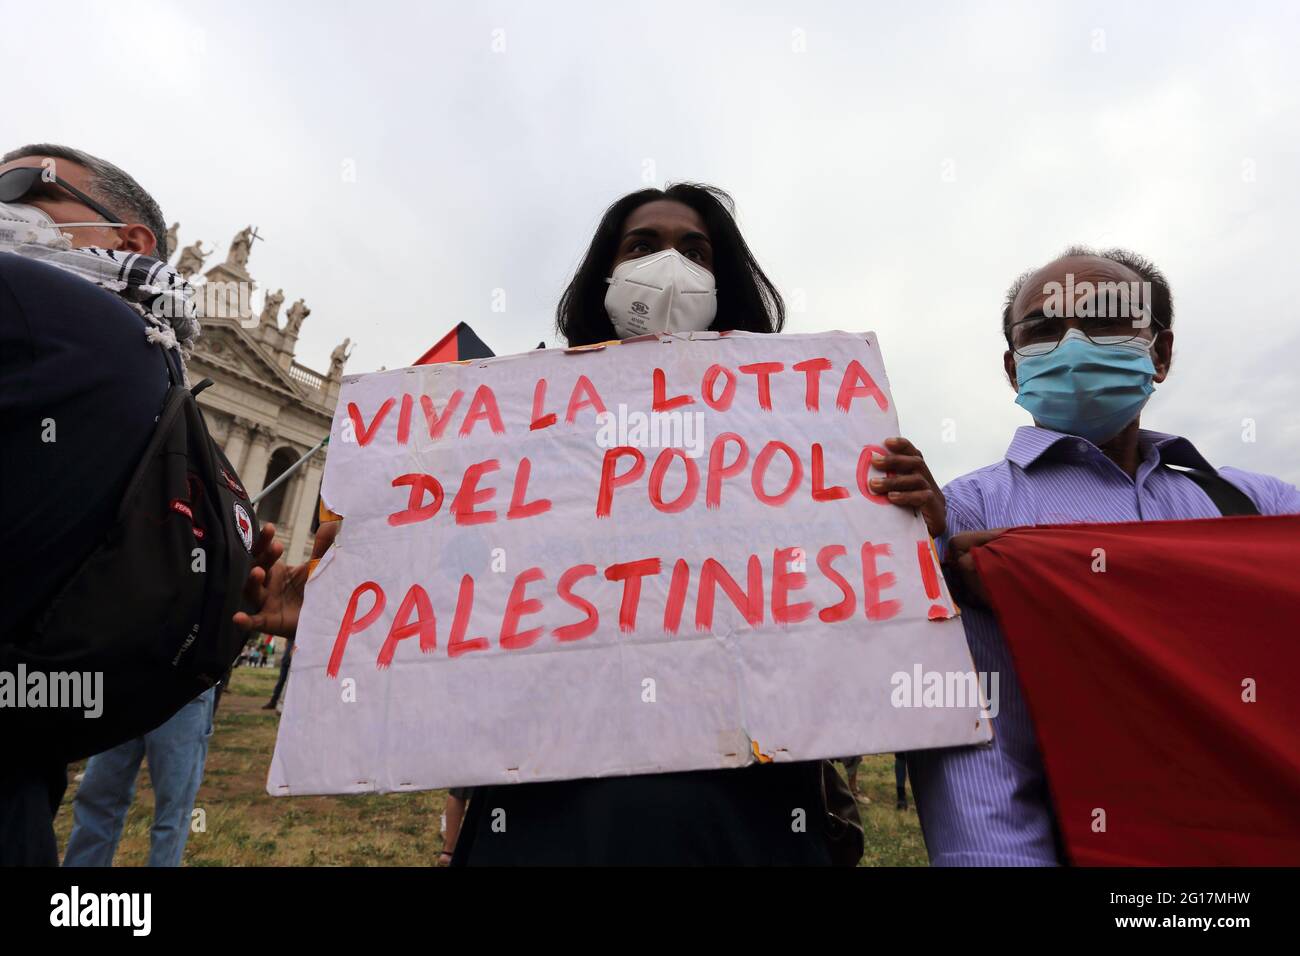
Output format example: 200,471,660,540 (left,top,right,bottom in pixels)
1168,466,1260,517
158,342,216,400
159,339,184,387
